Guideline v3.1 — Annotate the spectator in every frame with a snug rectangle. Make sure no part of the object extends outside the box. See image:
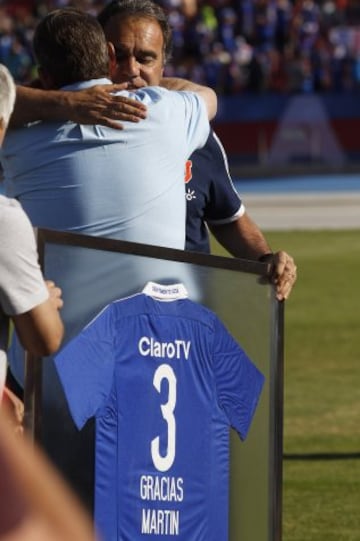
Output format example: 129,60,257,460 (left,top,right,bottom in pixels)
0,410,95,541
2,0,360,93
116,0,360,94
